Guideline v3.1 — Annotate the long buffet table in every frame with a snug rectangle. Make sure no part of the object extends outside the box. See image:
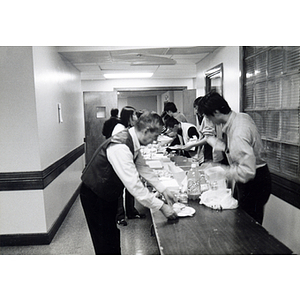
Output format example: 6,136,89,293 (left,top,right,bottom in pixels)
151,200,292,255
146,152,293,255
